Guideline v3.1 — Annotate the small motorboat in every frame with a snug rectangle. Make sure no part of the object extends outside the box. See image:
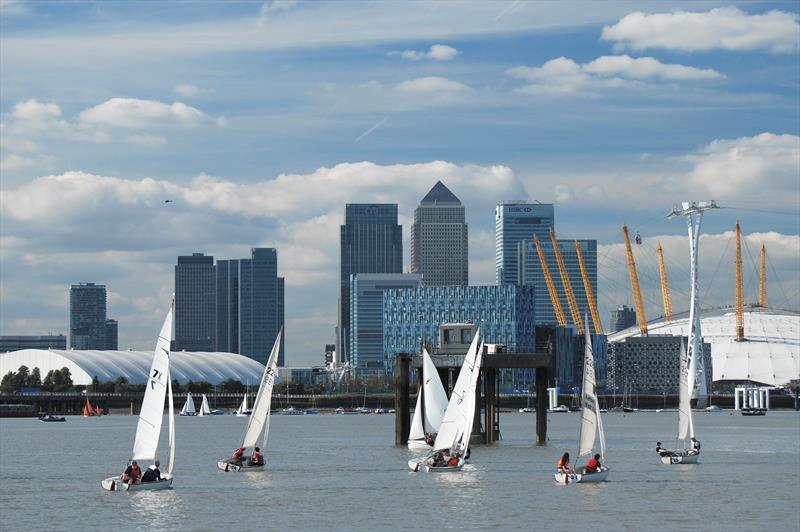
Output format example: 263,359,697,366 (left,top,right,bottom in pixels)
39,414,66,422
741,407,767,416
548,405,569,413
